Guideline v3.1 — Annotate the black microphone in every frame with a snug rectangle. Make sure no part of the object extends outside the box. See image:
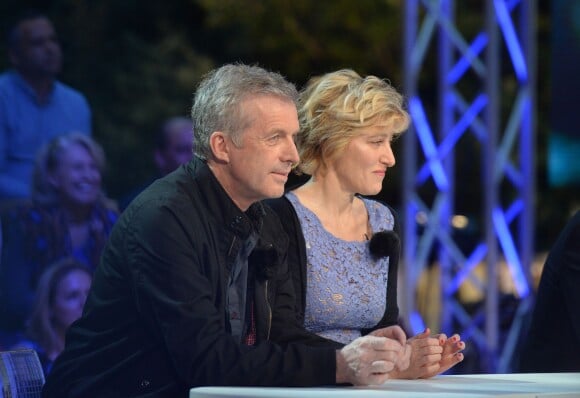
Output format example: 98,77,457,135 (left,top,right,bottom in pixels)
369,230,400,260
